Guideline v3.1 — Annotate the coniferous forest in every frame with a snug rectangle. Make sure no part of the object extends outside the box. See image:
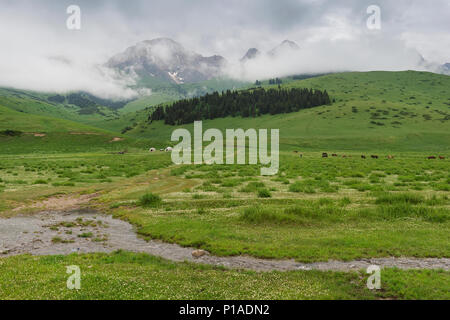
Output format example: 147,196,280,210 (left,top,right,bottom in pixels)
149,87,332,125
